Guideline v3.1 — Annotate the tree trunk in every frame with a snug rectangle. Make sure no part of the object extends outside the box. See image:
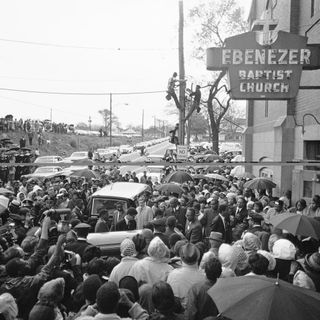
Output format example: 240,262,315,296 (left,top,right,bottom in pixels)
186,119,191,145
211,126,219,154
